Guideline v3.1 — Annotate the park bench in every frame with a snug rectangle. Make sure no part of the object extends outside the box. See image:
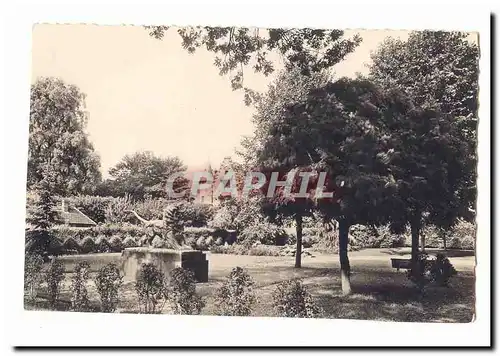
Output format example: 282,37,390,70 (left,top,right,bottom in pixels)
391,258,412,272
